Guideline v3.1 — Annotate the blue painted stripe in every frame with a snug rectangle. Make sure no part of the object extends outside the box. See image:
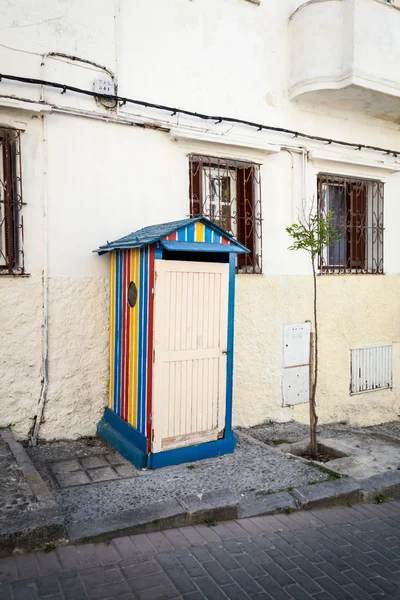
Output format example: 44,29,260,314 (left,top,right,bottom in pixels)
213,231,221,244
225,253,236,434
138,247,149,435
138,248,144,434
102,408,148,453
177,227,186,242
99,409,148,470
148,434,236,469
137,249,144,432
161,241,245,253
204,226,212,243
114,250,123,416
186,223,195,242
141,247,149,434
